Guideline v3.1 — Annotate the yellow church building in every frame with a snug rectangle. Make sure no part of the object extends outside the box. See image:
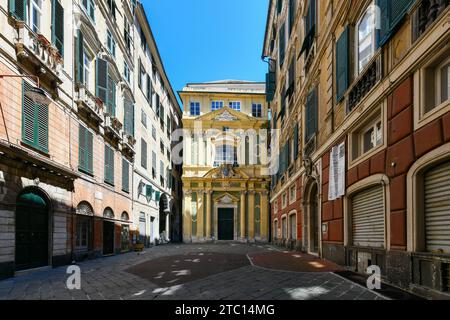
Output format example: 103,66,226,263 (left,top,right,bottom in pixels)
179,80,270,243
